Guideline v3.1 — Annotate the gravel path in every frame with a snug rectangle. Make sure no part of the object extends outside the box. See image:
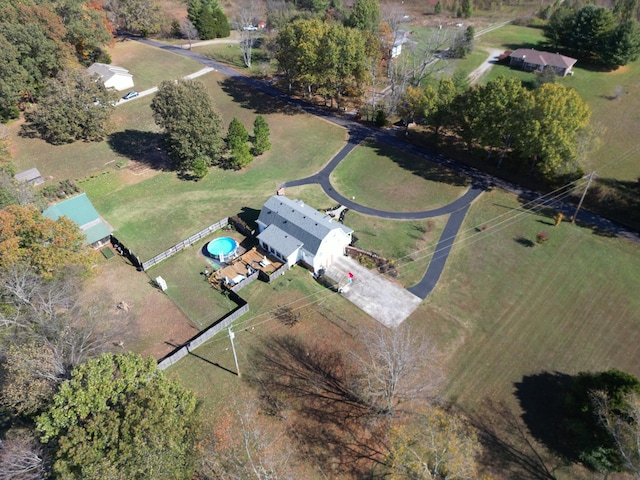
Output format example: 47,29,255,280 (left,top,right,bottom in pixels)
467,48,504,85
